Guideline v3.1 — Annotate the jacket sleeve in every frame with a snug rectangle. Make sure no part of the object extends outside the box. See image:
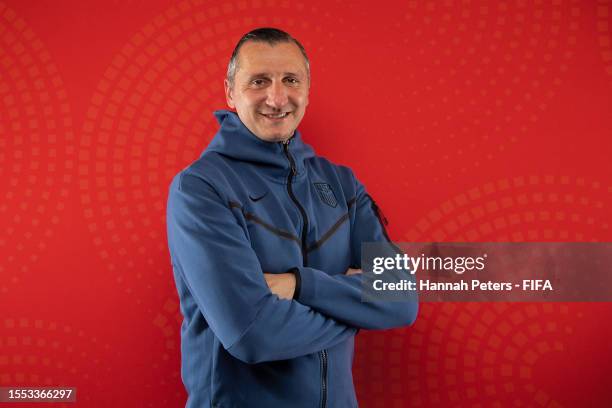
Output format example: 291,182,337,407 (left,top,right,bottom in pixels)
293,174,418,330
166,171,357,364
